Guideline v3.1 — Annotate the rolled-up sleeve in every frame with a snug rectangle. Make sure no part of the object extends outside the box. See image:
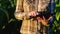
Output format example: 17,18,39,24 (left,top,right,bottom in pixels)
14,0,24,20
